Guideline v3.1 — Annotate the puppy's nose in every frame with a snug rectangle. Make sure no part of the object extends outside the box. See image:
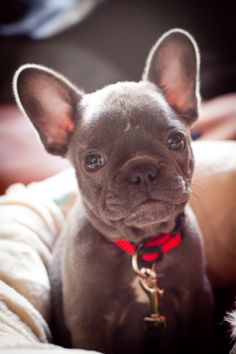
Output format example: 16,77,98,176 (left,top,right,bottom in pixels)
128,168,157,186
